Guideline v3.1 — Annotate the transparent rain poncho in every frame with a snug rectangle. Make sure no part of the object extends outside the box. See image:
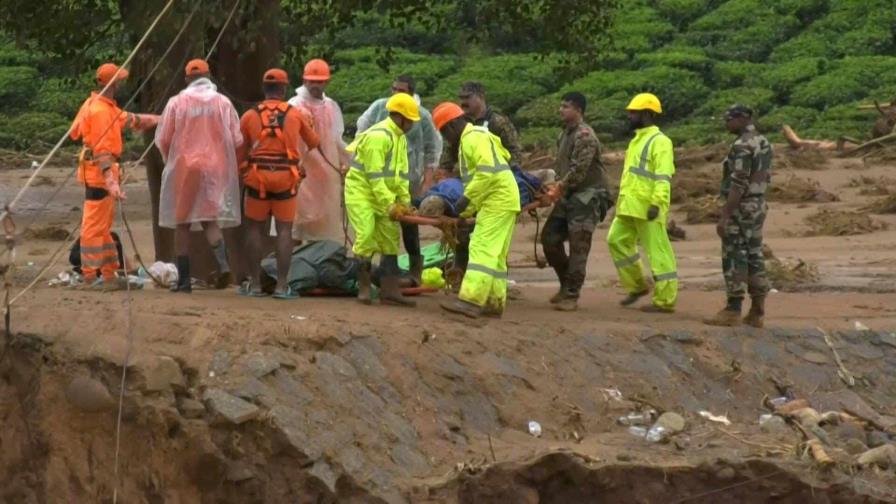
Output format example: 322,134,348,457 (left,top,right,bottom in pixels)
288,86,350,242
154,78,243,229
